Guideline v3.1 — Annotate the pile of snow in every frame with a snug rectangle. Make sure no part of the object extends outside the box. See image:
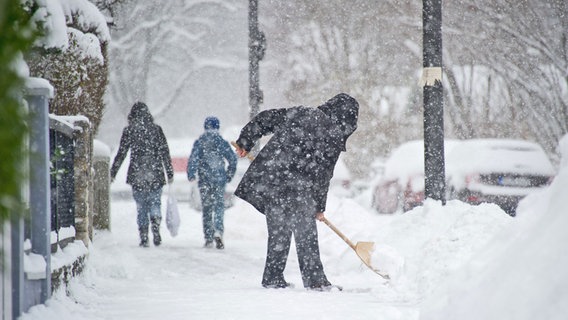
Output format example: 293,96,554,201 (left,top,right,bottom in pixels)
421,135,568,320
319,196,511,304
